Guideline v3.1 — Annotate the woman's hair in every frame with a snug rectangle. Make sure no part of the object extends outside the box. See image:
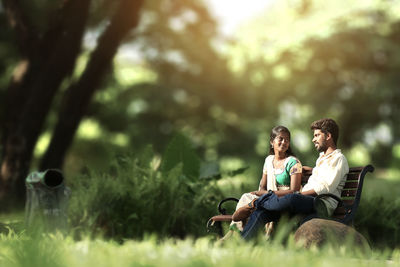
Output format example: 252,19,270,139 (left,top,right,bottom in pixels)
269,125,295,157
